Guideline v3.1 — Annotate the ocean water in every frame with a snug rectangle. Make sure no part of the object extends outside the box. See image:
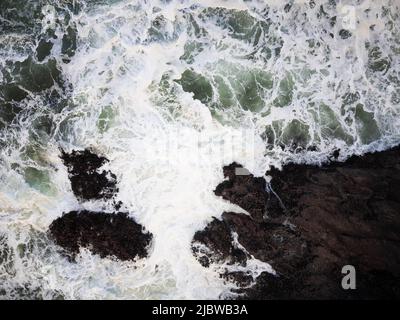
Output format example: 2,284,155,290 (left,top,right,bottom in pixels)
0,0,399,299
